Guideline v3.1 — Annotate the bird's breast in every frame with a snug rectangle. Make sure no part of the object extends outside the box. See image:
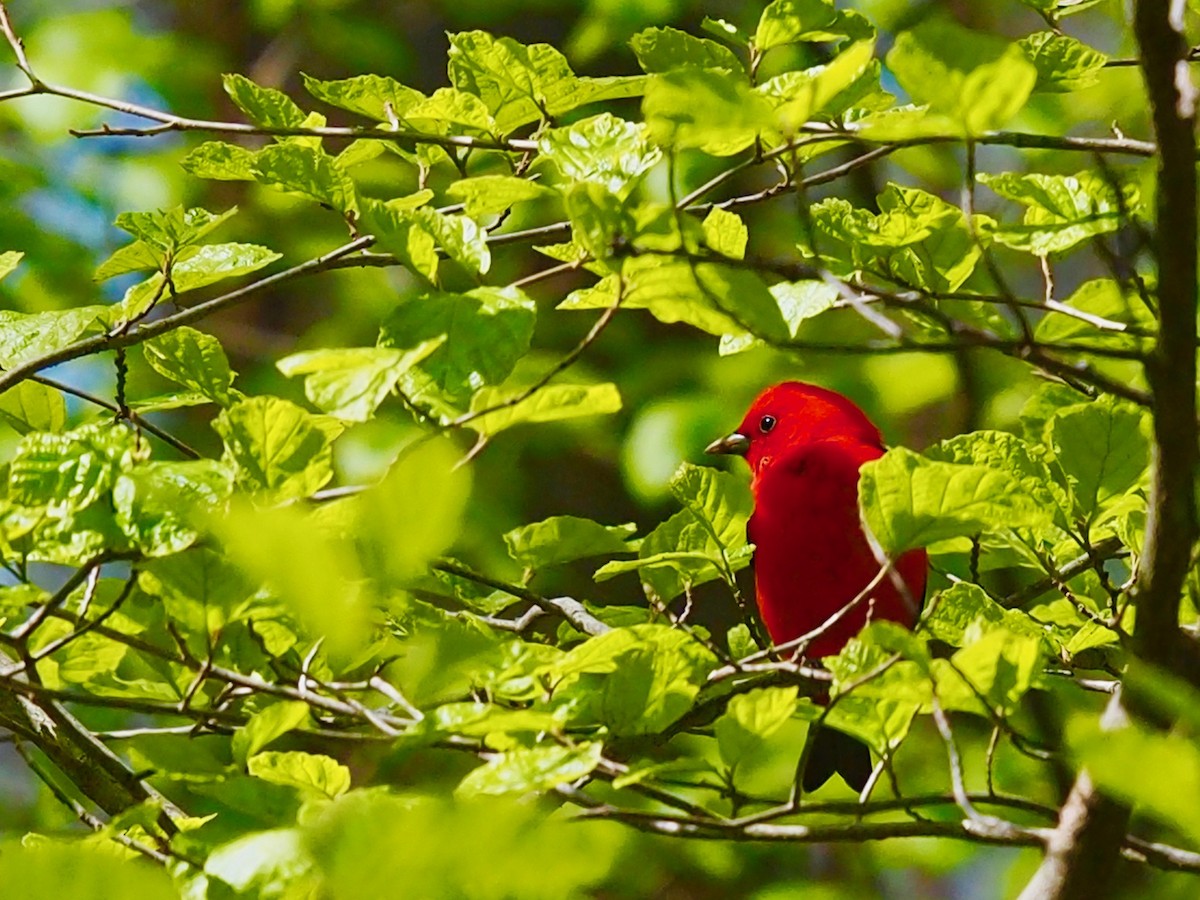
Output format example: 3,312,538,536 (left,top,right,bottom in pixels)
748,440,915,657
